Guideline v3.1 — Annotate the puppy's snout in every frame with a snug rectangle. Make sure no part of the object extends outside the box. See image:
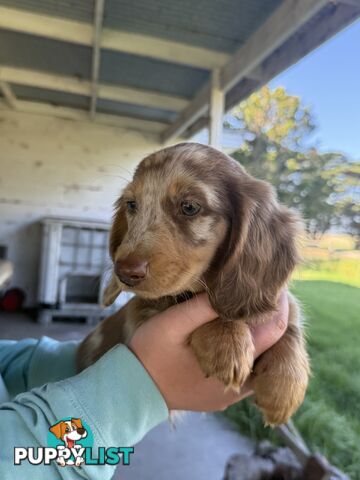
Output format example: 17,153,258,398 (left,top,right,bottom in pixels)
77,427,85,435
115,256,148,287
